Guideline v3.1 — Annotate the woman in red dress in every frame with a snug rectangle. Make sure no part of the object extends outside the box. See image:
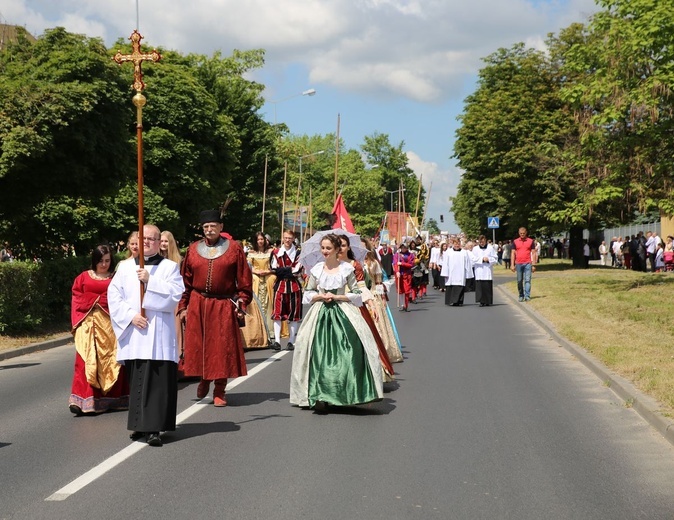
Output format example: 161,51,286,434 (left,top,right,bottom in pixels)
69,244,129,415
